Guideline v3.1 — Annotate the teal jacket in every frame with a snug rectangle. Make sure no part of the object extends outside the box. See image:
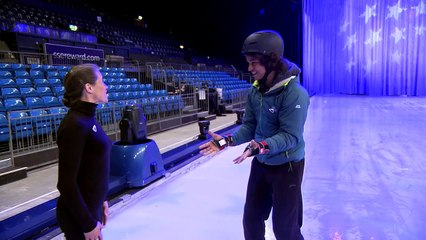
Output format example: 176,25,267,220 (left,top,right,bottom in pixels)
231,61,310,165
